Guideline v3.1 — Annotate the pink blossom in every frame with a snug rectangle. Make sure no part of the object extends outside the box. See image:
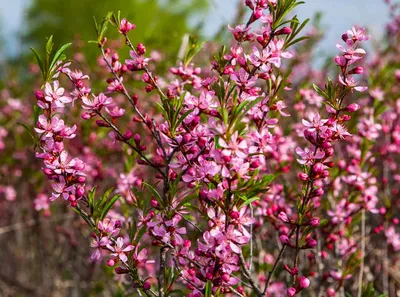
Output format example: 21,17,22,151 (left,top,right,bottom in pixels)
82,93,113,111
119,18,136,34
125,50,150,71
41,81,72,109
295,146,325,165
107,237,134,263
